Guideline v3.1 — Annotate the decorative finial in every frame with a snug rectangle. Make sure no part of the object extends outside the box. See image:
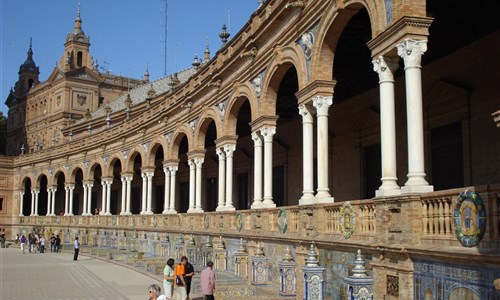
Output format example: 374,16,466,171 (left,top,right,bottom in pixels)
84,108,91,120
237,238,247,254
144,63,150,82
27,38,33,59
305,243,319,266
20,144,25,155
204,37,210,62
254,241,265,256
258,0,264,8
219,24,230,45
168,72,180,88
351,249,369,278
283,246,294,262
192,54,200,67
